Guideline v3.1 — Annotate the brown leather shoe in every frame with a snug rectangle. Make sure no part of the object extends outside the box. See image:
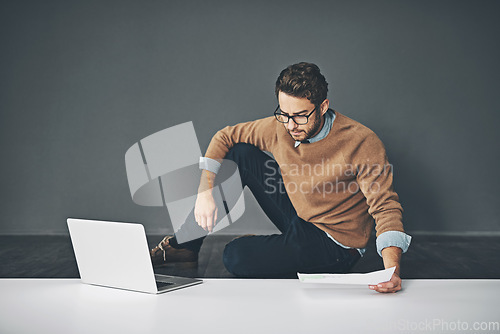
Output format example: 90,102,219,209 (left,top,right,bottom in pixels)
150,236,198,267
